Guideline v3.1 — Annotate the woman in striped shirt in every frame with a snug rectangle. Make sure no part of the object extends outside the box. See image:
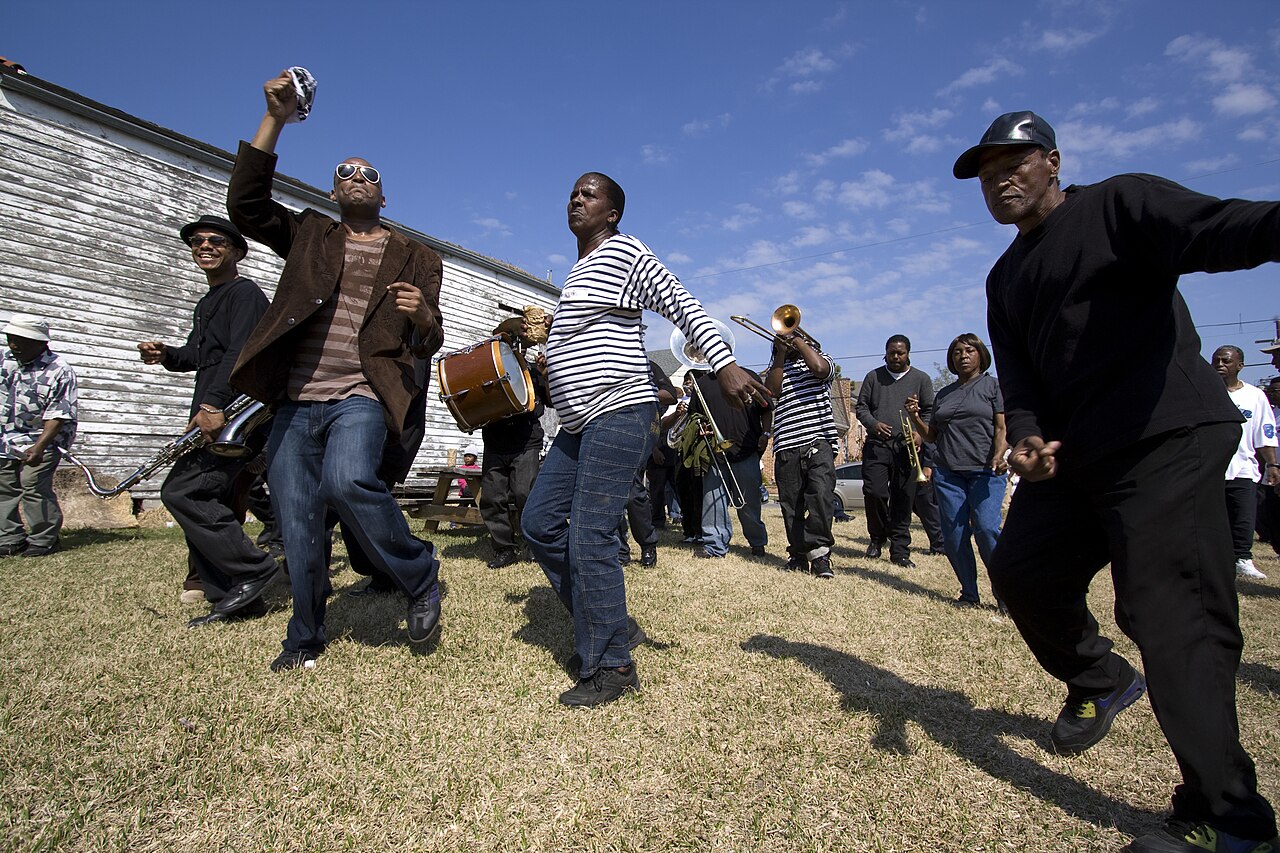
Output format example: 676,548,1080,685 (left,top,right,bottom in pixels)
522,172,769,708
